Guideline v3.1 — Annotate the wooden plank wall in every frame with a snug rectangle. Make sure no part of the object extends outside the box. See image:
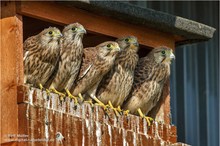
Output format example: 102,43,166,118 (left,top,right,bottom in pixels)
1,1,23,144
